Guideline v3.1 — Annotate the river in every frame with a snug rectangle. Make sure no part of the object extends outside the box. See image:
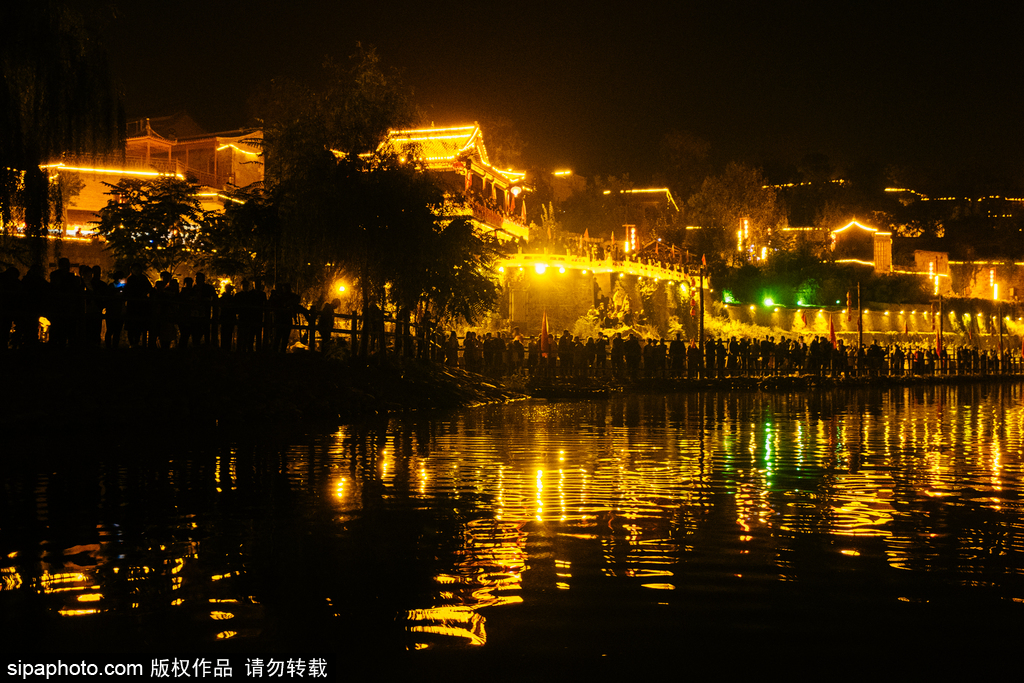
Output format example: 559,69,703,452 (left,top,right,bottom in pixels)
3,384,1023,673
